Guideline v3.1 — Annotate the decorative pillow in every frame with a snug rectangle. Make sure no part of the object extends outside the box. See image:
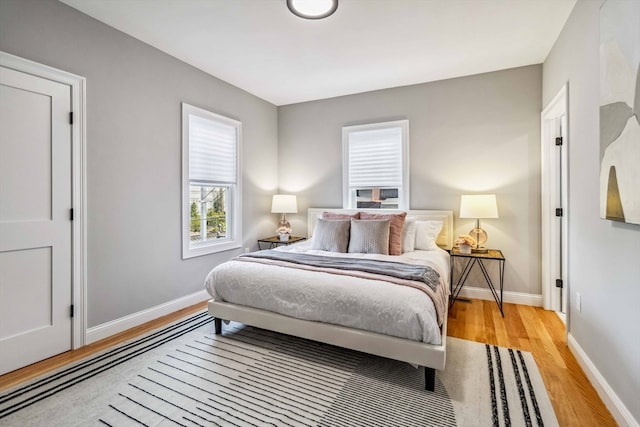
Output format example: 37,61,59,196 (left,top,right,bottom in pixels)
311,218,351,252
359,212,407,255
402,220,417,253
348,219,390,255
322,211,360,220
414,220,444,251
